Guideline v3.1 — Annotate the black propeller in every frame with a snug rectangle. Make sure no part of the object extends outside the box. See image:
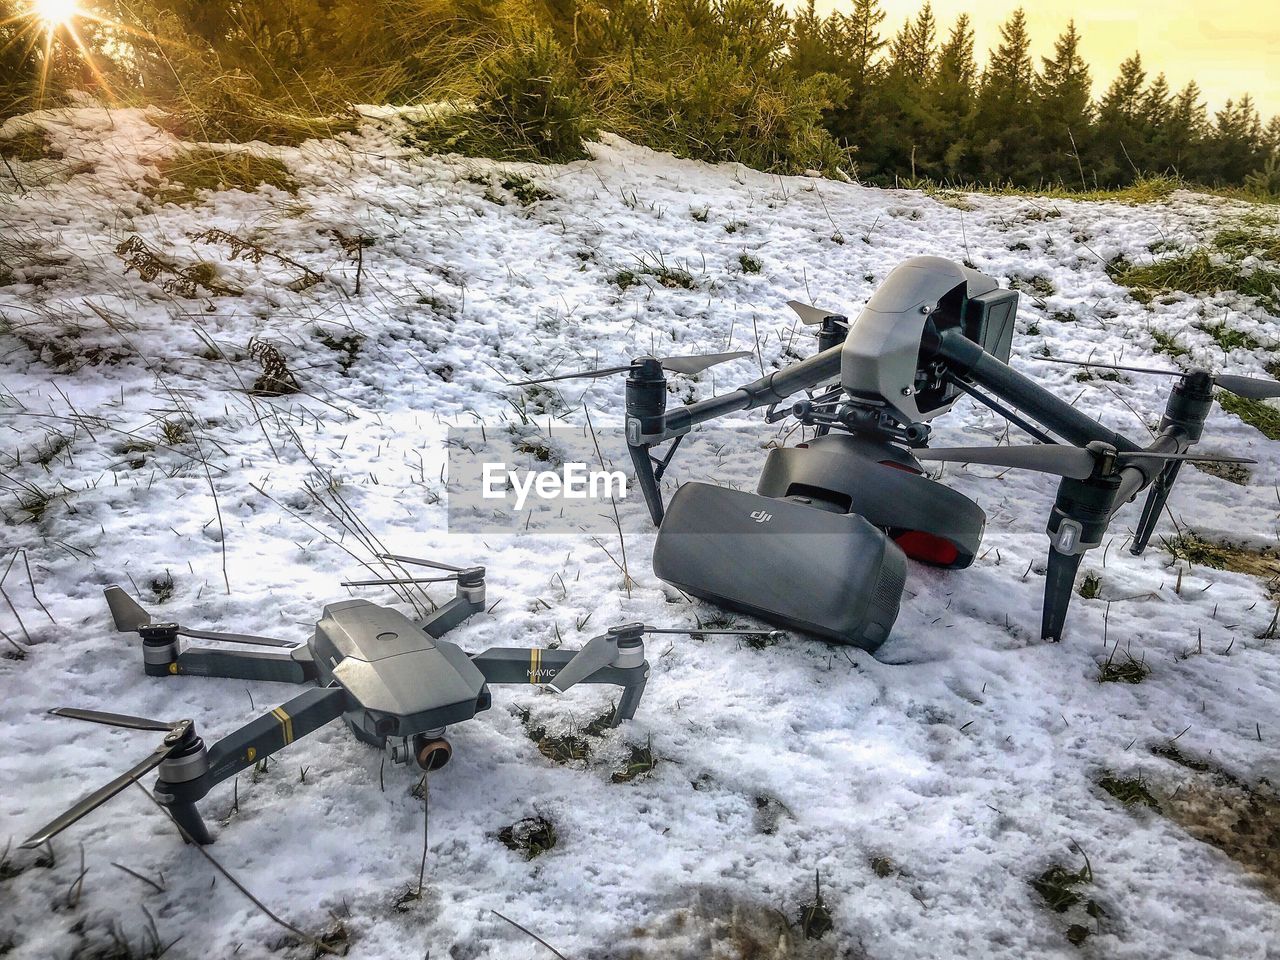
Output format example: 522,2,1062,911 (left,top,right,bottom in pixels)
375,552,465,573
47,707,175,732
342,575,463,586
20,712,194,849
513,350,752,387
104,586,296,648
1042,357,1280,400
915,443,1255,480
344,552,486,587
